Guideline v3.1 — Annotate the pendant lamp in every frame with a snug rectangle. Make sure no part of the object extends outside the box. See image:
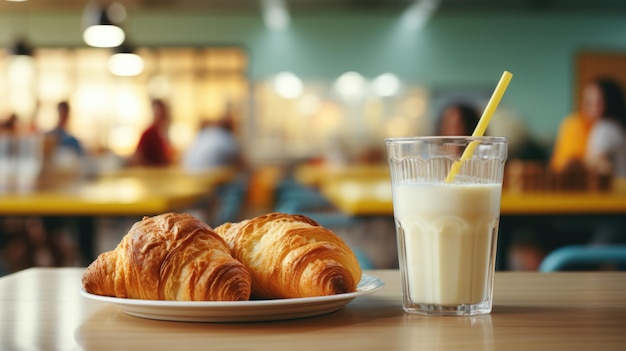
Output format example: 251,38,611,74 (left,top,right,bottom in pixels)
108,40,144,77
82,2,125,48
10,38,34,56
